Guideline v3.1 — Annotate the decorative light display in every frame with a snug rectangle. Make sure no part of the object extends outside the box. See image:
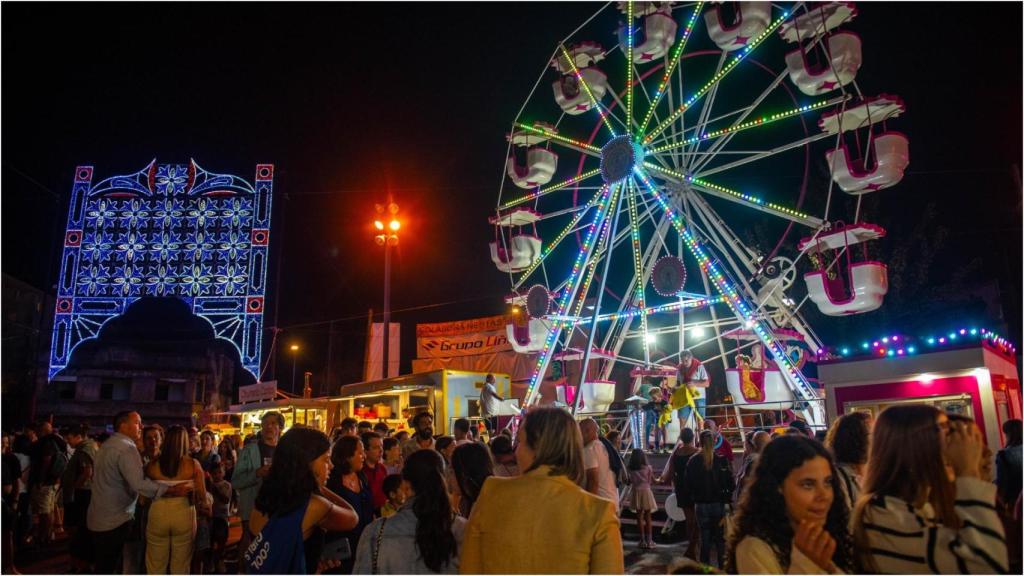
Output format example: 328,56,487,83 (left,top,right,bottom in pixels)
648,96,848,154
526,184,615,402
513,123,602,154
513,192,602,287
501,168,602,210
637,1,704,137
643,162,813,221
50,160,274,379
547,294,727,326
559,43,618,138
626,180,650,358
831,327,1018,360
625,0,634,137
644,10,791,144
